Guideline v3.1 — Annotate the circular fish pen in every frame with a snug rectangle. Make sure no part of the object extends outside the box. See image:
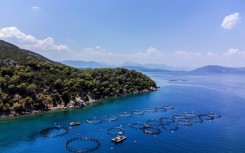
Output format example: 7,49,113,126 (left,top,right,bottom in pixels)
199,114,214,121
128,122,149,130
142,126,161,135
118,112,132,117
184,112,198,118
159,117,175,124
40,126,69,138
146,119,162,127
173,114,187,121
86,118,103,124
175,119,192,126
162,123,179,131
163,105,174,110
187,116,203,124
107,127,125,136
209,113,221,119
65,137,100,153
144,108,157,113
155,107,167,112
103,115,118,122
131,110,145,115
